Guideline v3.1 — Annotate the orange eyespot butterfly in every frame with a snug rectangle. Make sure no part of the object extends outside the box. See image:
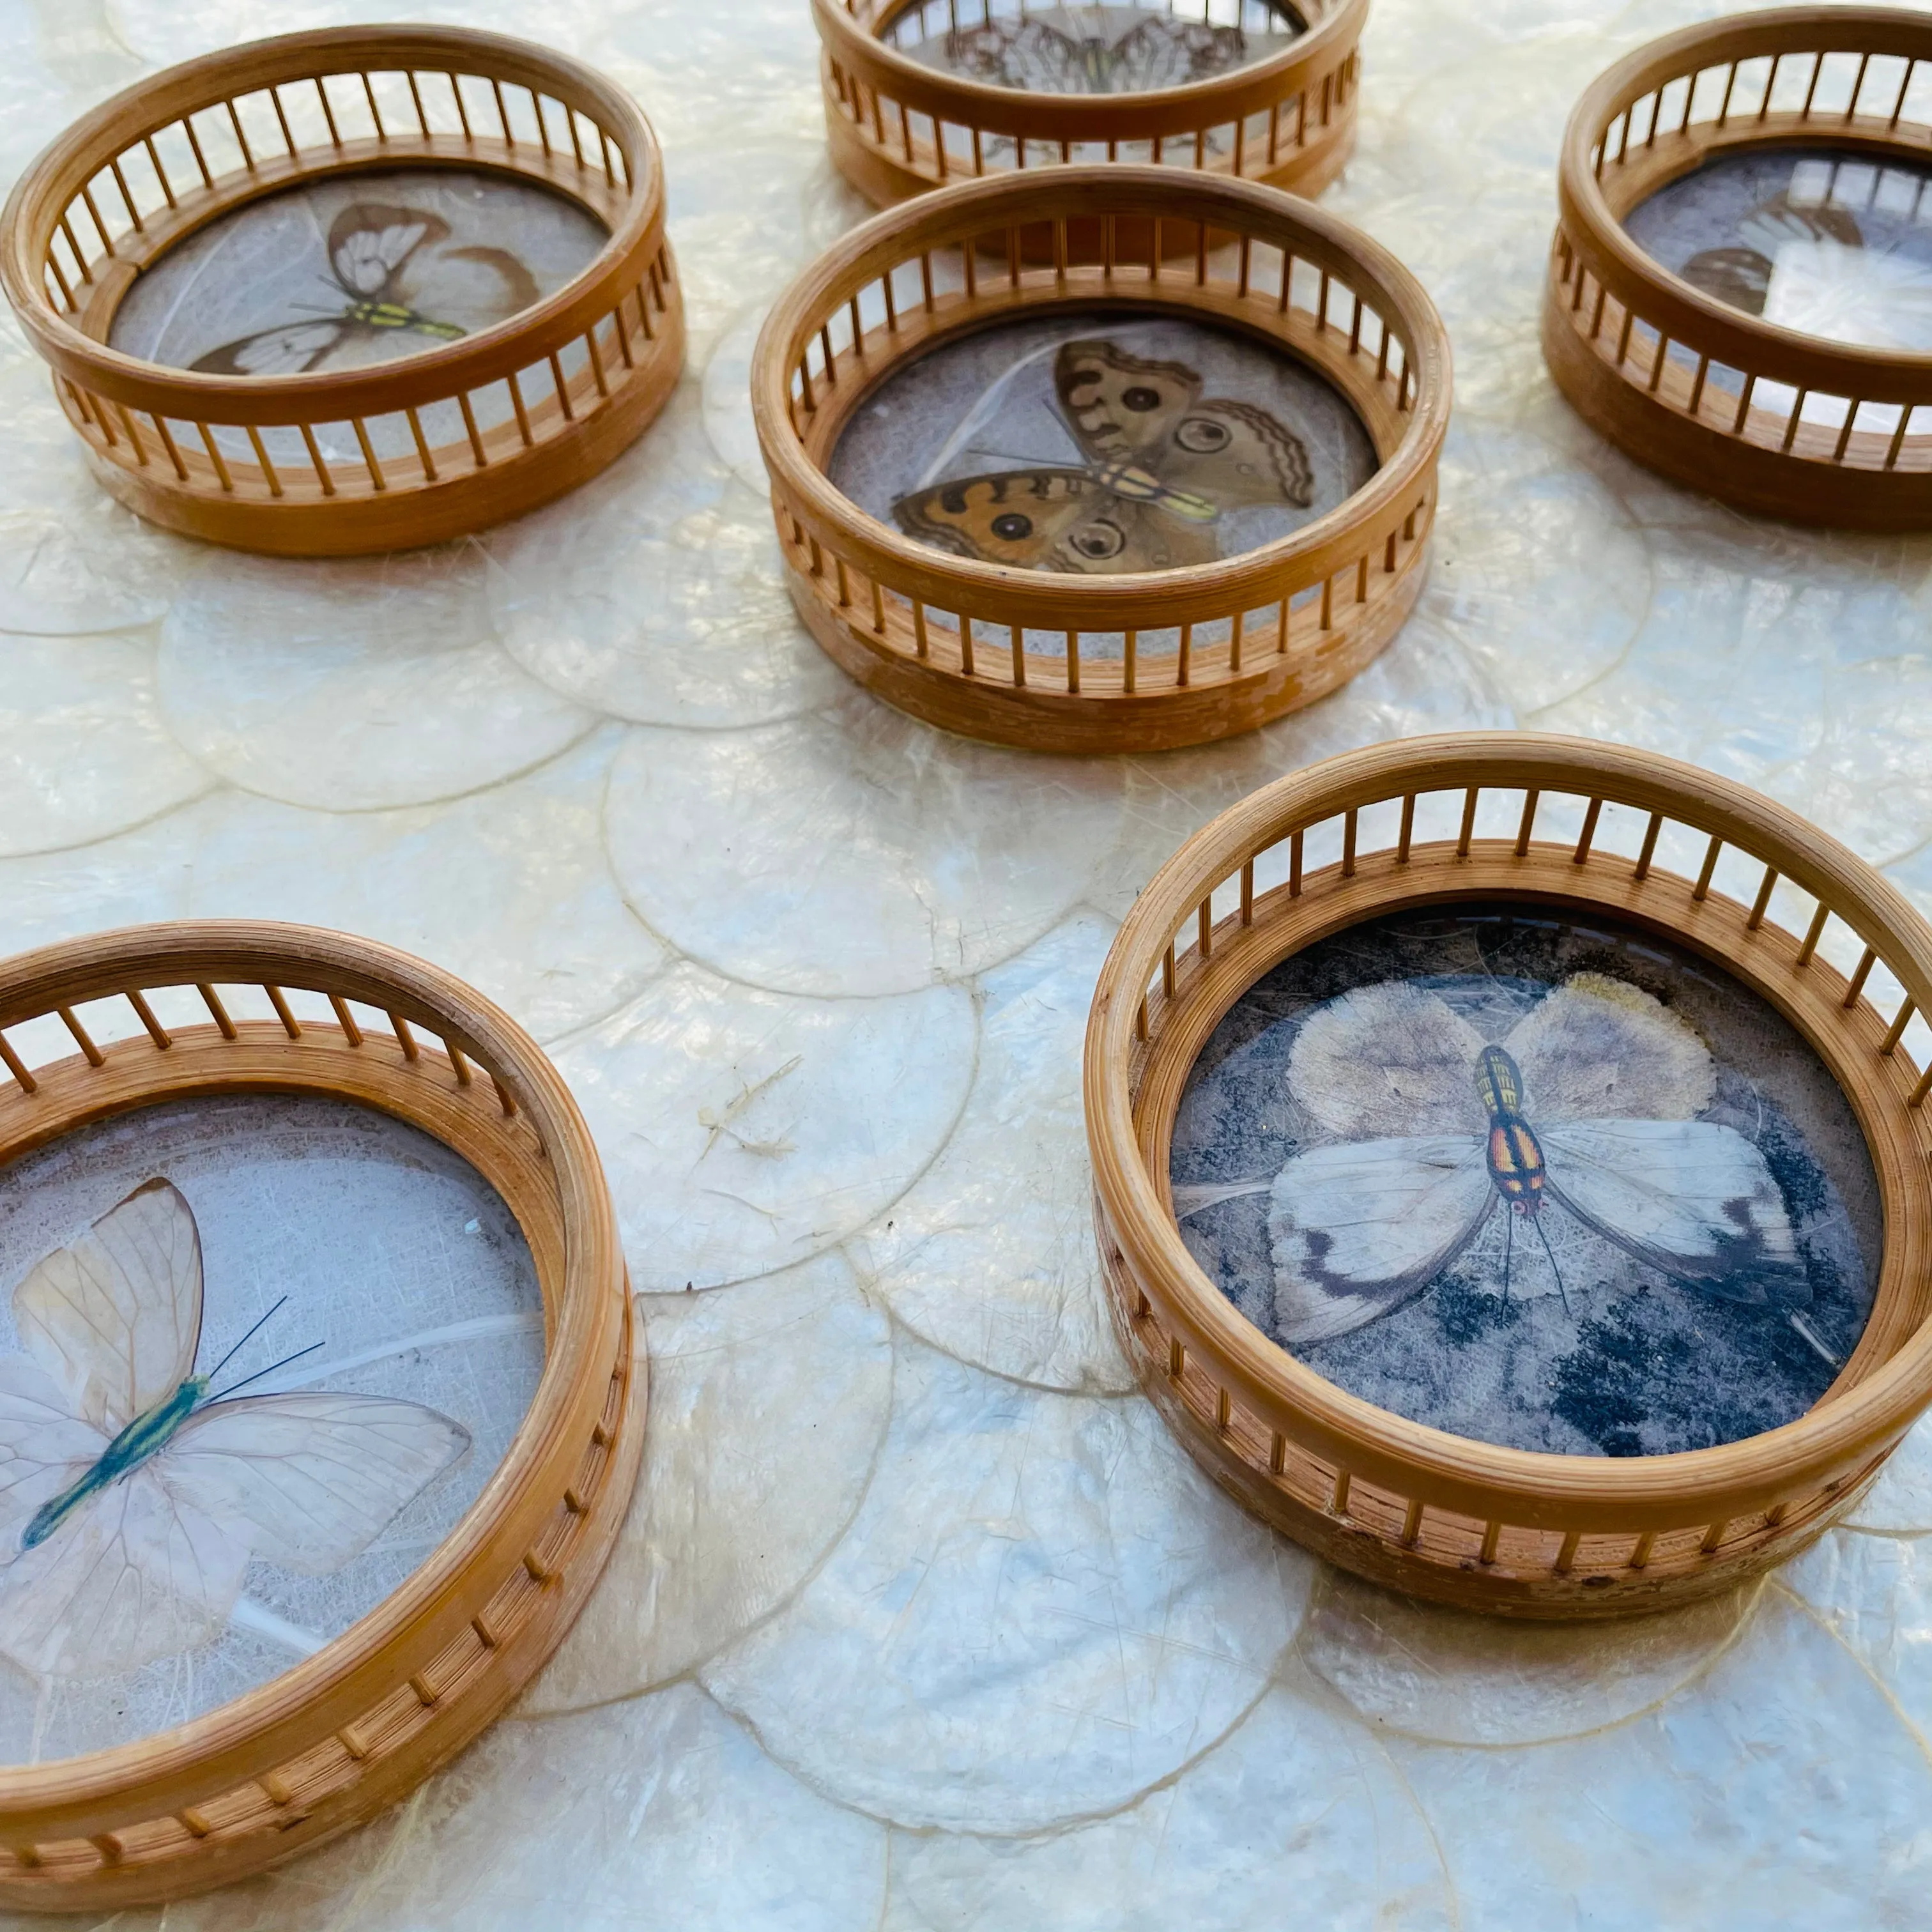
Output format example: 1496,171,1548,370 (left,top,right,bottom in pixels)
892,339,1315,575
